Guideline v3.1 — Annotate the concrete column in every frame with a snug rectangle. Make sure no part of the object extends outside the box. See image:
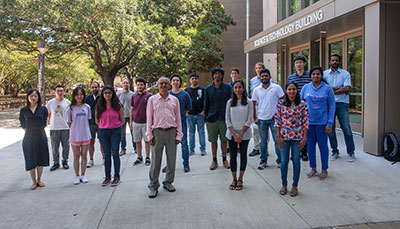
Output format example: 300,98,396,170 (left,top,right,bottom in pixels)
363,2,385,156
263,0,278,82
